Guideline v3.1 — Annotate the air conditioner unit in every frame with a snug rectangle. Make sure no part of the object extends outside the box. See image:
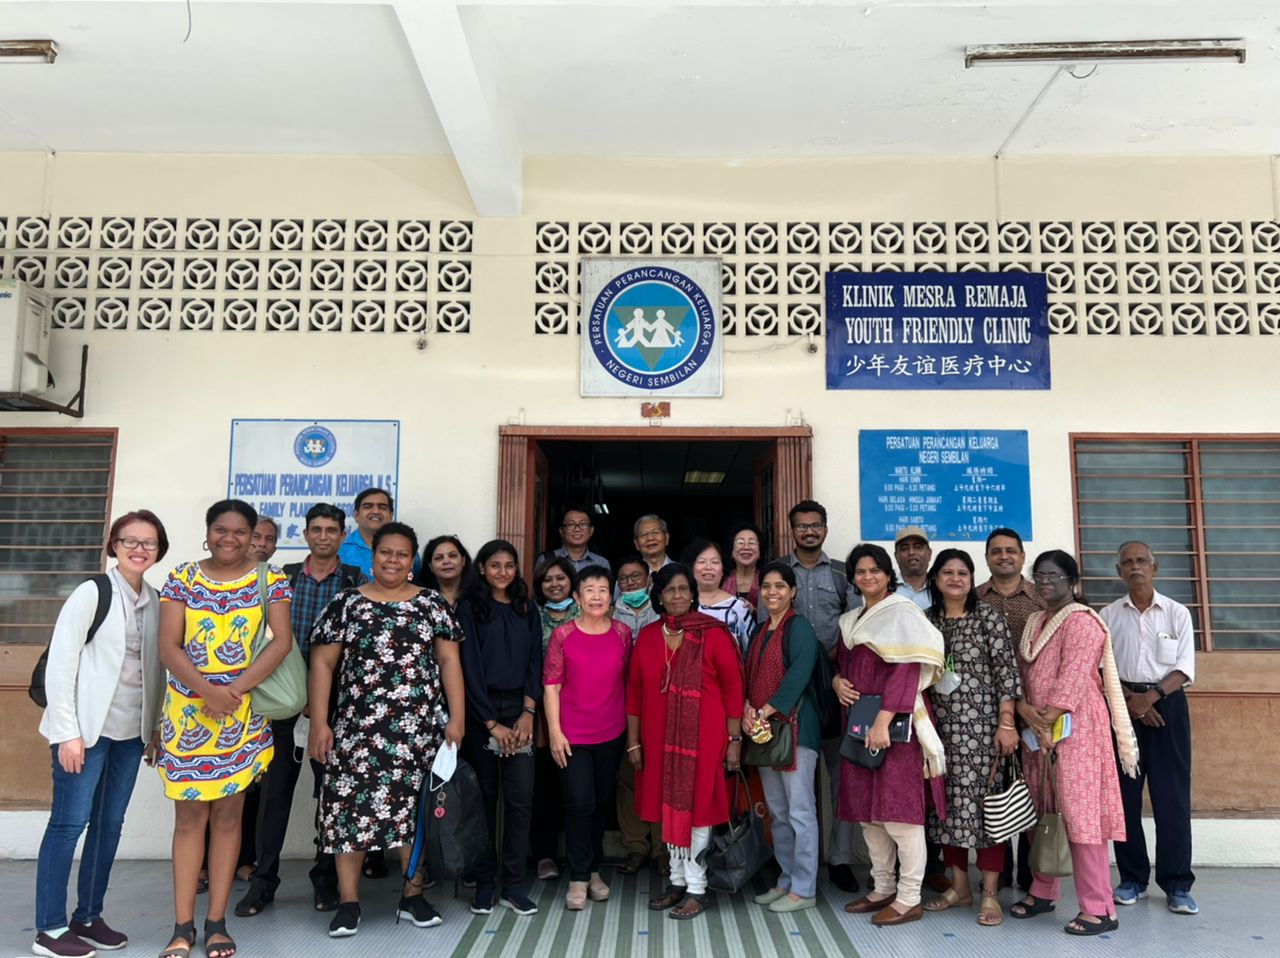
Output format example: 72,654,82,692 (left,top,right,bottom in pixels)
0,279,52,394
